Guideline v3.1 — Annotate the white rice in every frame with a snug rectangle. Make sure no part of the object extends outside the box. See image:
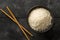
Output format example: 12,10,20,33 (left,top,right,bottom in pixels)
28,8,52,32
